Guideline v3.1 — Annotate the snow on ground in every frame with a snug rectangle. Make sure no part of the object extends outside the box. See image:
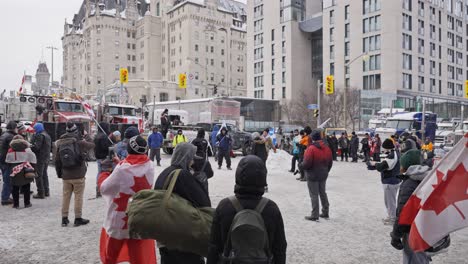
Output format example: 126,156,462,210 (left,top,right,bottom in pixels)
1,151,467,264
